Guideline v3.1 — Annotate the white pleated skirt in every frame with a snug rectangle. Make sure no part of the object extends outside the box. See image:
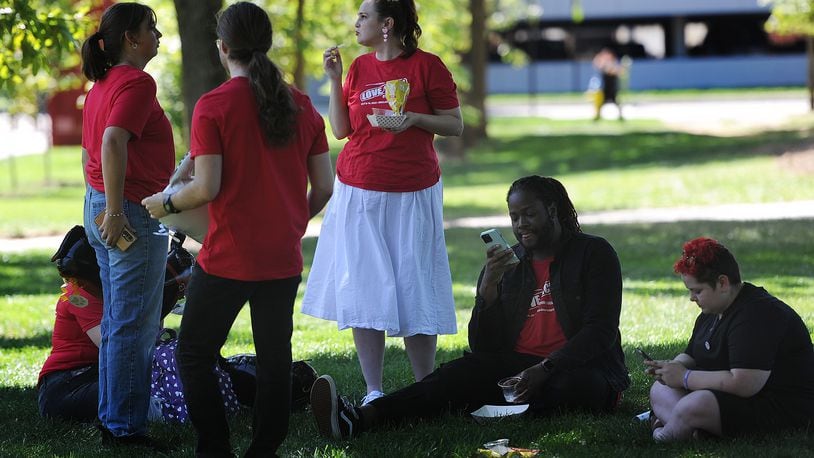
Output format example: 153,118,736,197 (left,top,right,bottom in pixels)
301,178,457,337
